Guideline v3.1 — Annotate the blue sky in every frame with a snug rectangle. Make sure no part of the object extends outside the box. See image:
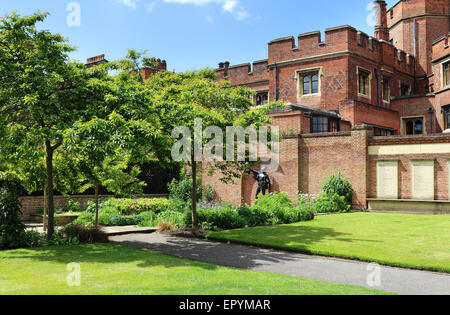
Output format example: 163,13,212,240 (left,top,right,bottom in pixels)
0,0,398,72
